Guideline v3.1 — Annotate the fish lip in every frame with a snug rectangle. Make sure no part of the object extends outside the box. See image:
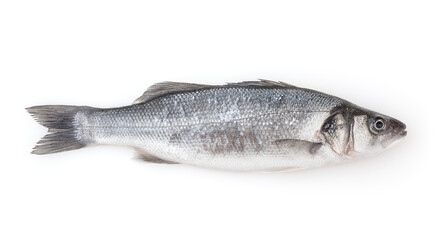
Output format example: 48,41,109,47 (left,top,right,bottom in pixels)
400,130,407,137
381,128,407,148
392,128,407,141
